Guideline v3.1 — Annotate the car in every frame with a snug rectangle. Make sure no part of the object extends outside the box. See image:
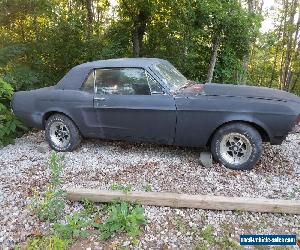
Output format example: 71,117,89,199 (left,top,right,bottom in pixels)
12,58,300,170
